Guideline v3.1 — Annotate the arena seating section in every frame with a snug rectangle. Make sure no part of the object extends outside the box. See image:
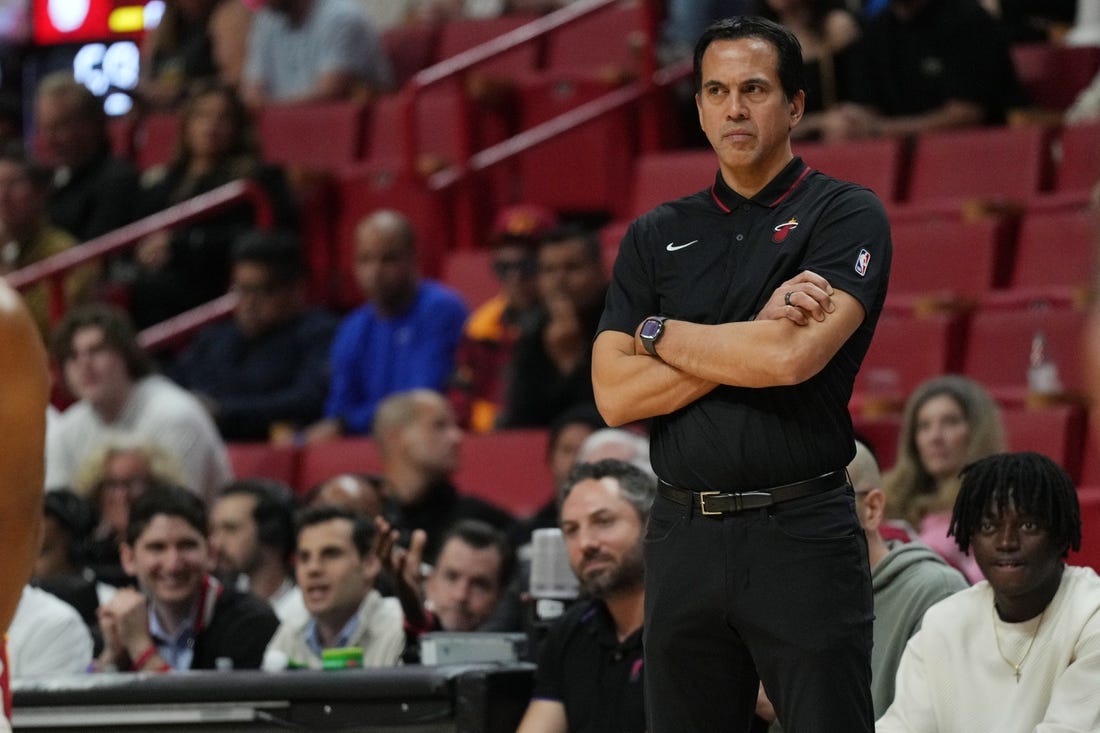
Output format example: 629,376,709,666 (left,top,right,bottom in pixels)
64,2,1100,569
